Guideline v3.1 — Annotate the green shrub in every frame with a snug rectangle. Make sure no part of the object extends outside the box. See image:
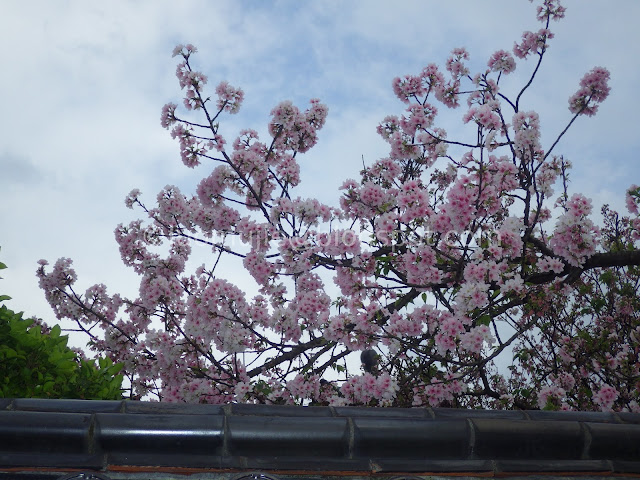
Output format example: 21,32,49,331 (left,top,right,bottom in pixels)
0,254,123,399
